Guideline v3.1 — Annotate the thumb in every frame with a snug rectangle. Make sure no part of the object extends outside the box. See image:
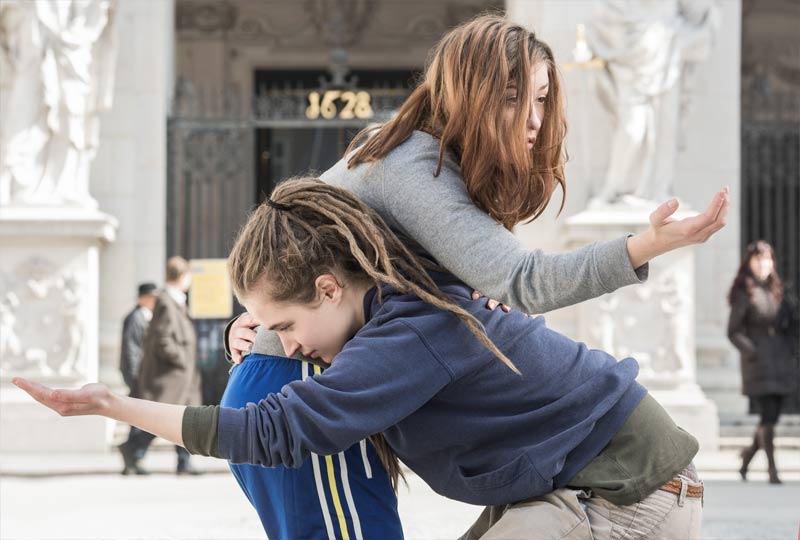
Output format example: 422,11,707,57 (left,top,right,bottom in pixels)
650,198,679,226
